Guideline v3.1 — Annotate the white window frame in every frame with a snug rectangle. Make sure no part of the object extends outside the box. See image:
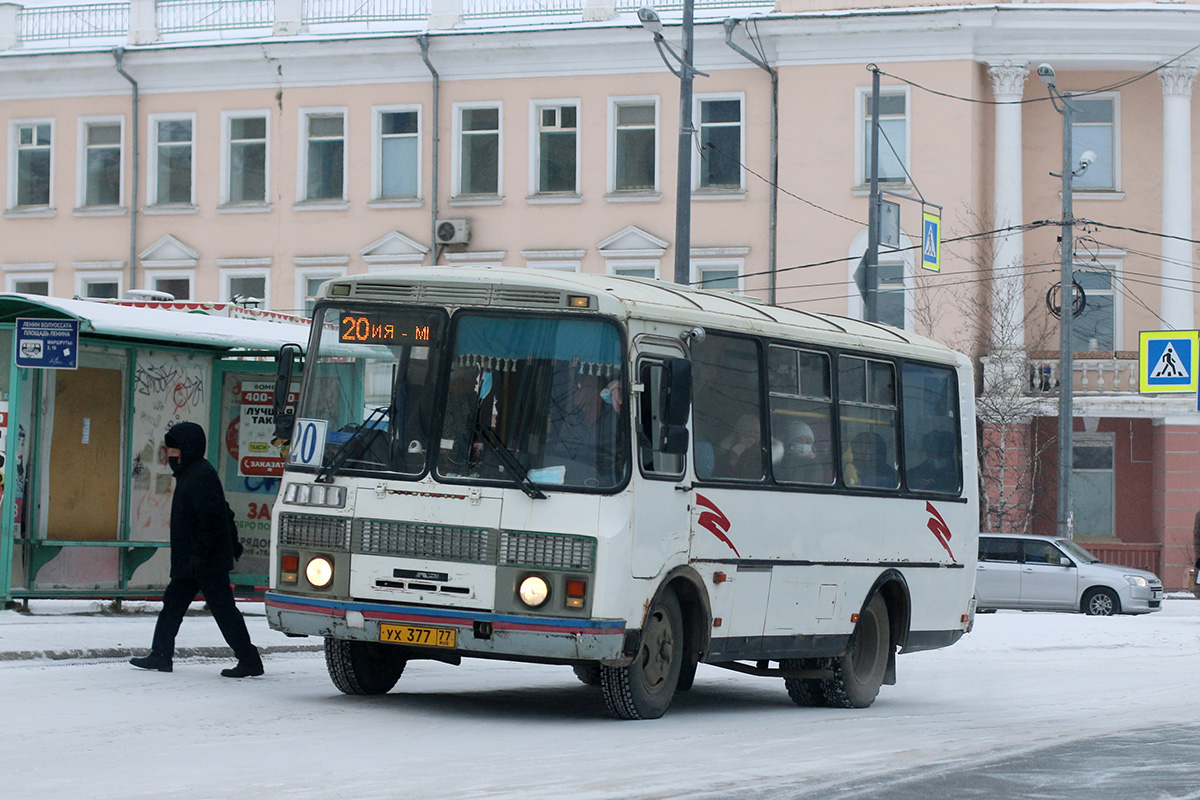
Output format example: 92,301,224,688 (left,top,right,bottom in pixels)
297,107,349,206
529,98,581,199
607,96,660,197
854,85,910,187
143,269,194,301
76,116,125,210
1070,92,1120,193
451,101,503,201
847,227,915,329
6,271,54,295
74,270,124,299
220,110,270,208
372,104,422,204
147,113,196,208
9,118,55,211
606,258,660,280
1072,252,1123,351
692,93,745,193
220,267,271,307
691,257,745,292
295,267,347,316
